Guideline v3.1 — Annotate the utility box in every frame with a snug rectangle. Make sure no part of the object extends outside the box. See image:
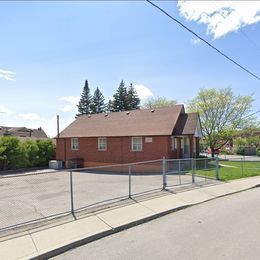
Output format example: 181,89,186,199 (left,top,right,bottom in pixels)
49,160,63,170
